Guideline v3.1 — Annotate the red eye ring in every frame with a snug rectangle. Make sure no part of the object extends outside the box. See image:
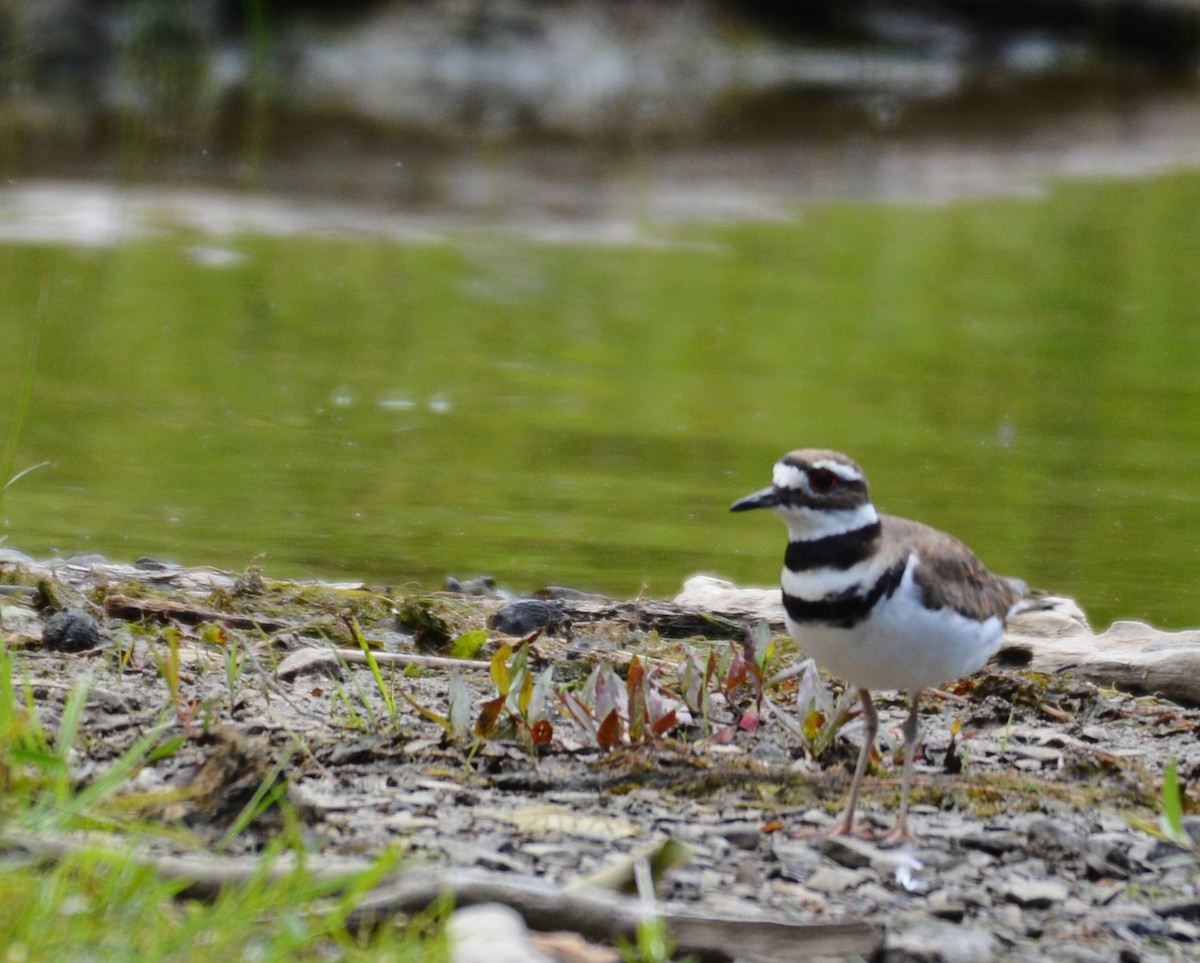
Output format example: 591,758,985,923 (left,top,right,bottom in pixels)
809,469,838,492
